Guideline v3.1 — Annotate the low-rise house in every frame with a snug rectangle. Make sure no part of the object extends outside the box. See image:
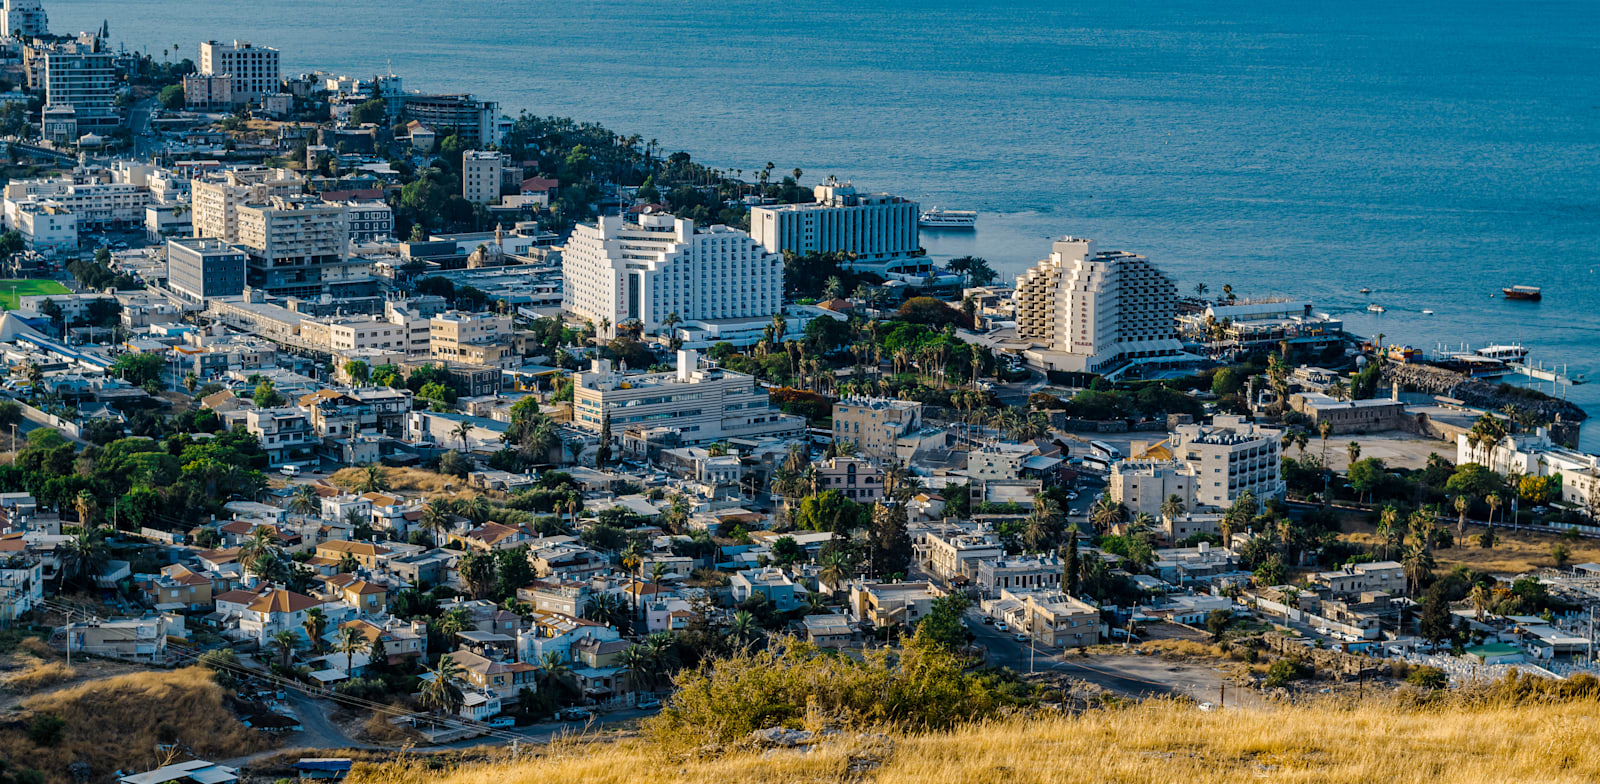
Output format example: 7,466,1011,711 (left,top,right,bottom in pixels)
320,573,389,614
140,564,215,610
801,612,855,648
341,617,427,665
450,521,530,552
816,456,884,502
237,588,326,644
1150,542,1240,586
530,539,608,580
1311,561,1405,597
517,579,590,617
975,553,1063,596
446,649,537,707
729,567,807,611
924,527,1005,582
58,616,171,663
316,539,392,569
119,760,238,784
982,588,1100,647
518,610,621,664
849,581,943,628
